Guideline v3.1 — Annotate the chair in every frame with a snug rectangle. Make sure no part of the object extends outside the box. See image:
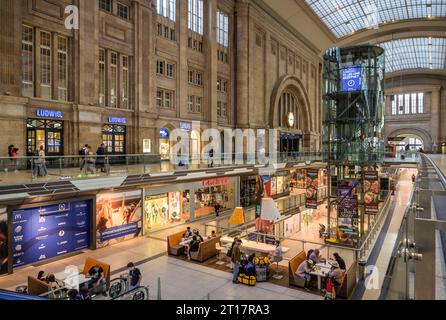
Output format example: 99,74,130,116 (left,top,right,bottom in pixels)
215,243,227,266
